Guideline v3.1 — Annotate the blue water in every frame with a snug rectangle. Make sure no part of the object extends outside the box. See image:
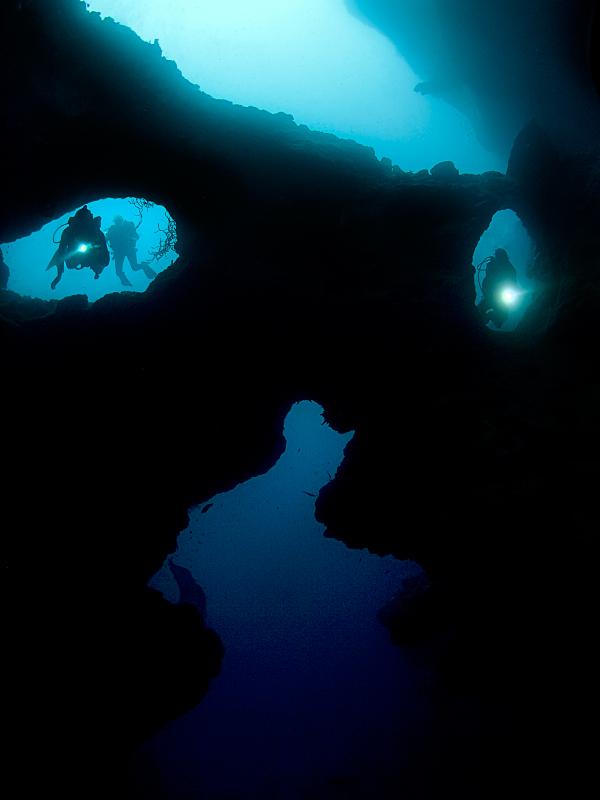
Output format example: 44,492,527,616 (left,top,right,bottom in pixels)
1,198,174,303
89,0,505,176
139,401,431,799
